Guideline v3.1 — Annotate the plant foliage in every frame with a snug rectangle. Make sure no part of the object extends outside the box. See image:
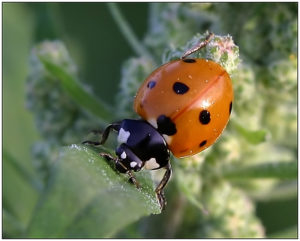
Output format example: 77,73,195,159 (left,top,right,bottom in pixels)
3,2,297,238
